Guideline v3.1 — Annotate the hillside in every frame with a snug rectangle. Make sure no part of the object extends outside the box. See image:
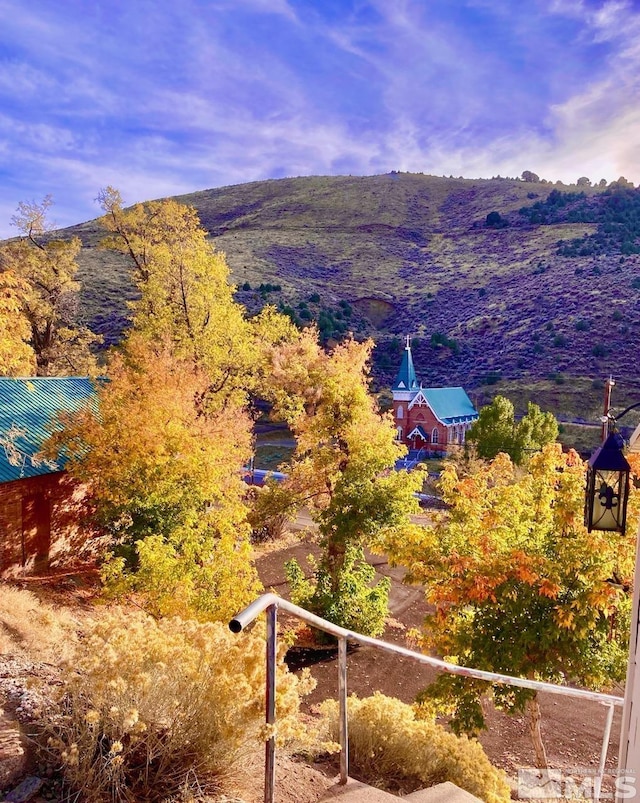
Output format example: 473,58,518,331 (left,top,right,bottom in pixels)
53,173,640,422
